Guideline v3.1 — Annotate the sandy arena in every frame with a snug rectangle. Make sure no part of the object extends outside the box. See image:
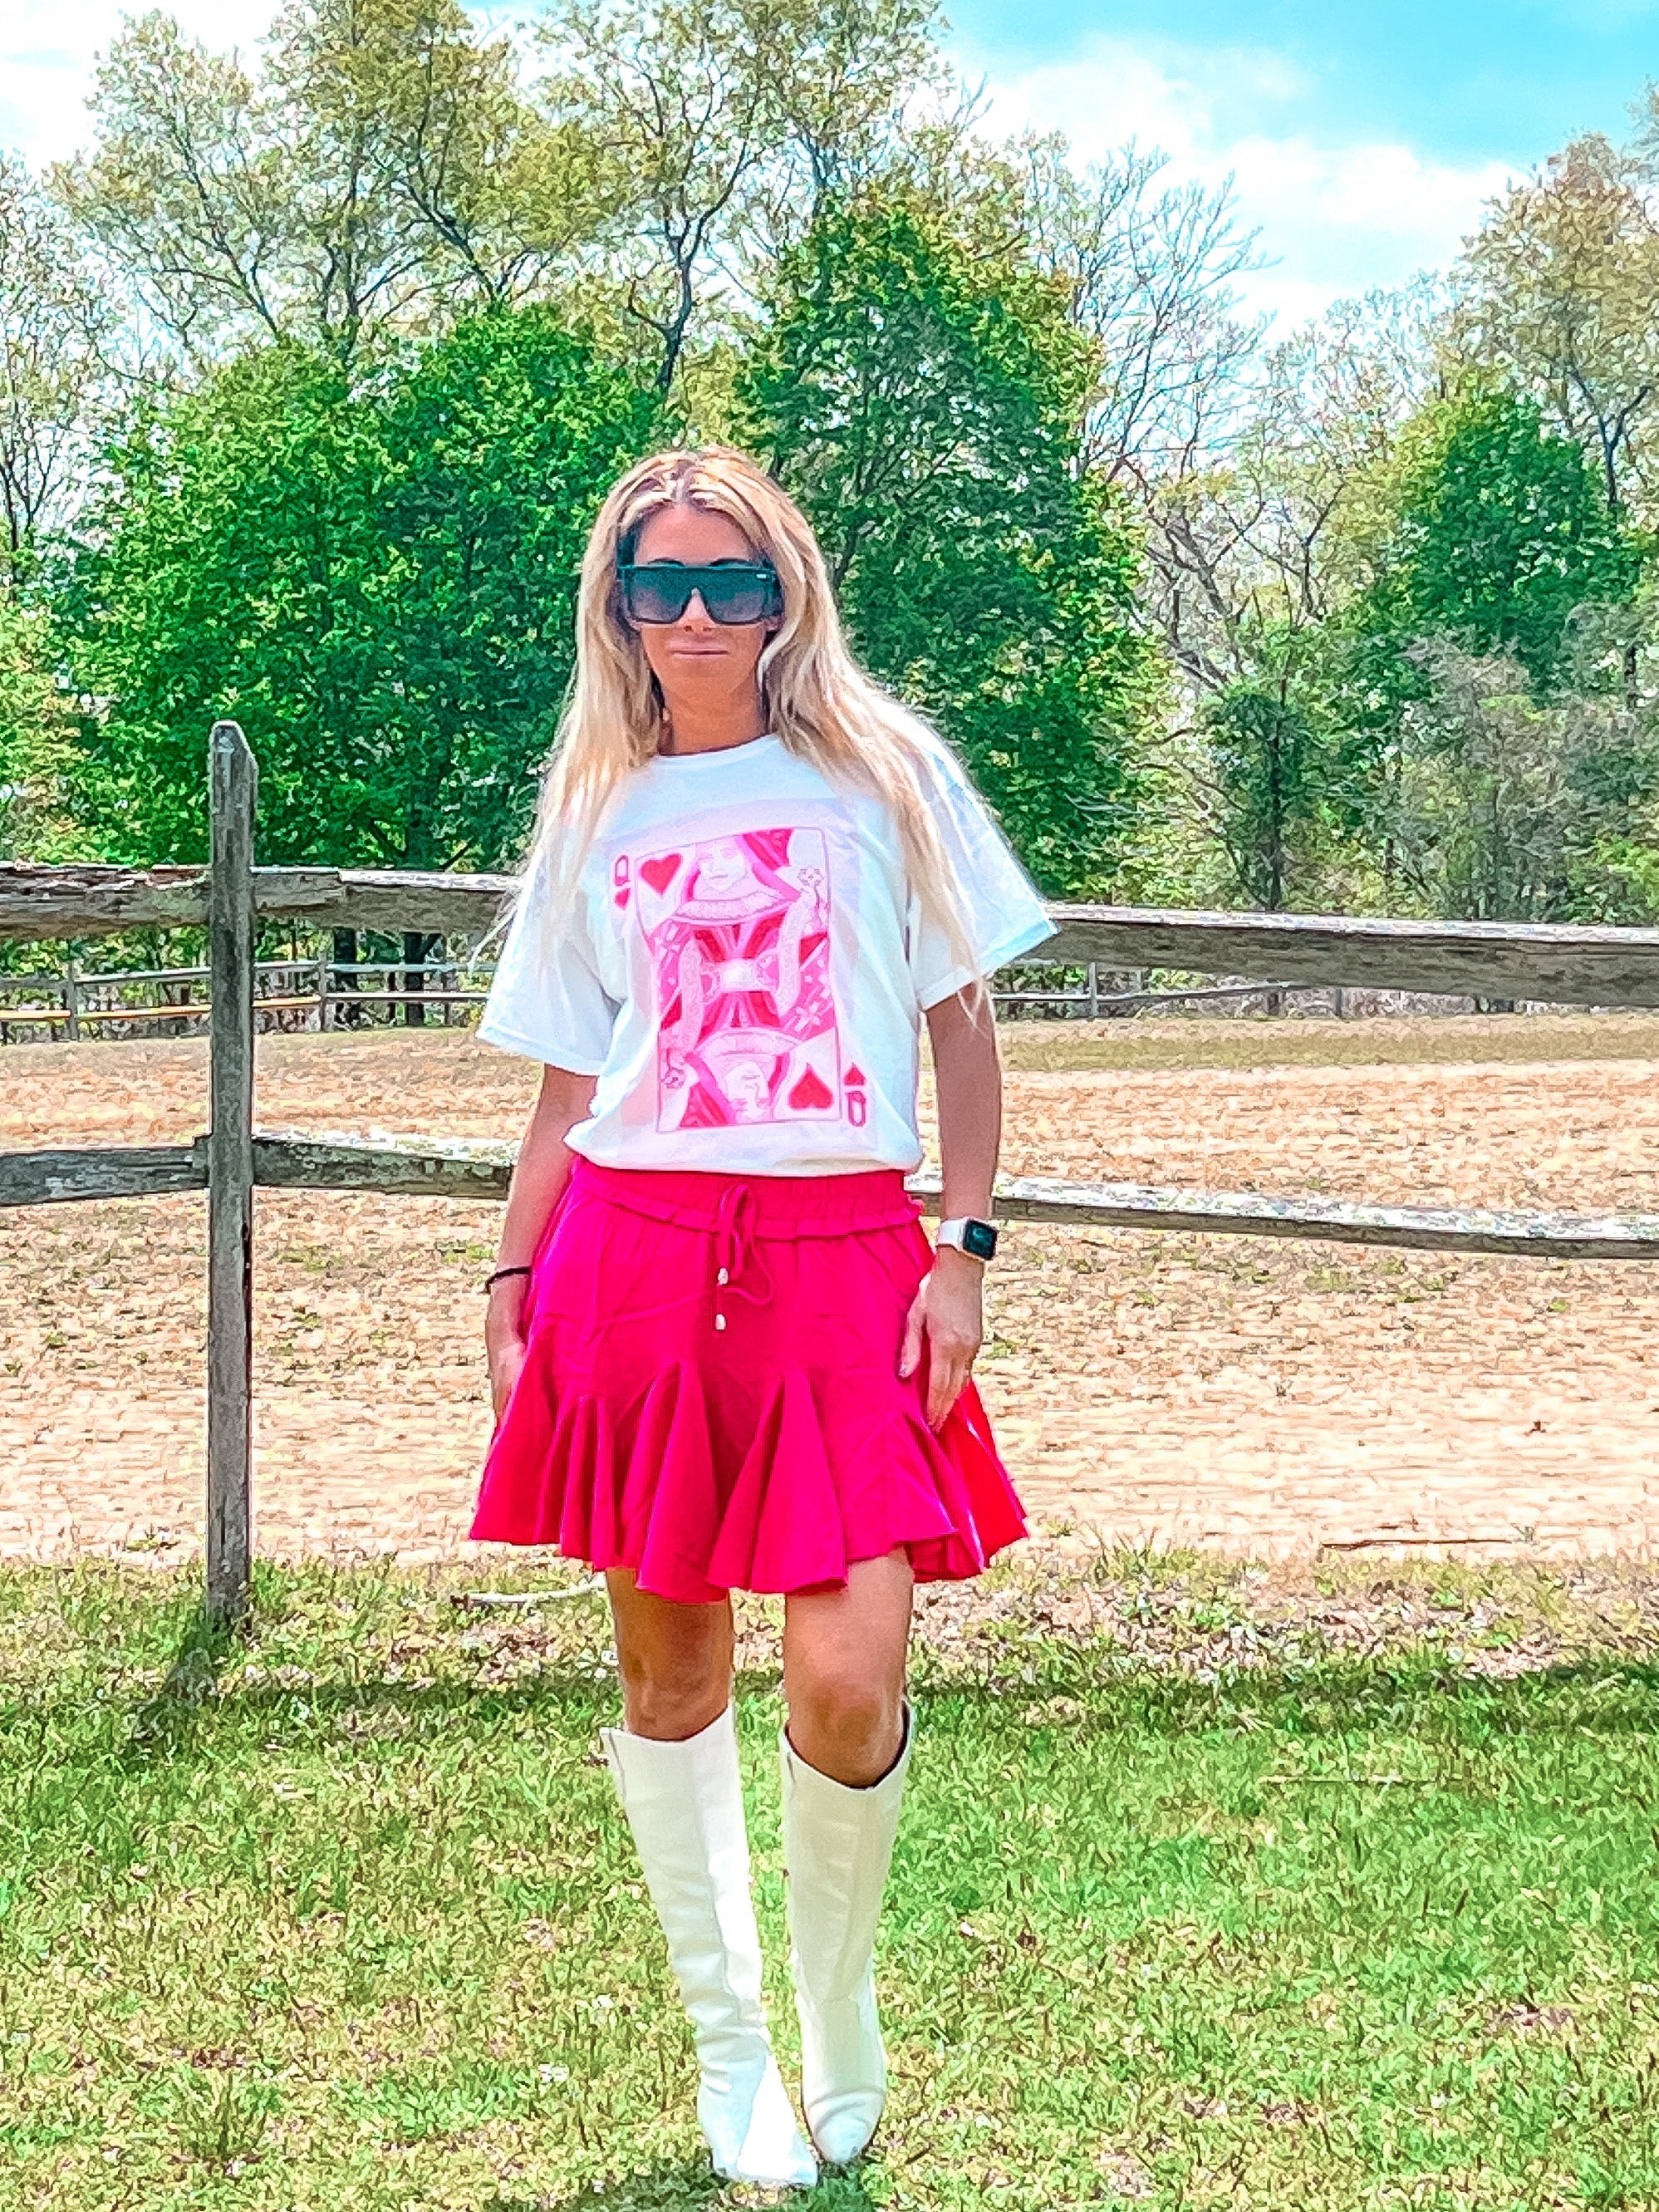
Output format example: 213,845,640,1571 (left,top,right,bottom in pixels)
3,1014,1658,1565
